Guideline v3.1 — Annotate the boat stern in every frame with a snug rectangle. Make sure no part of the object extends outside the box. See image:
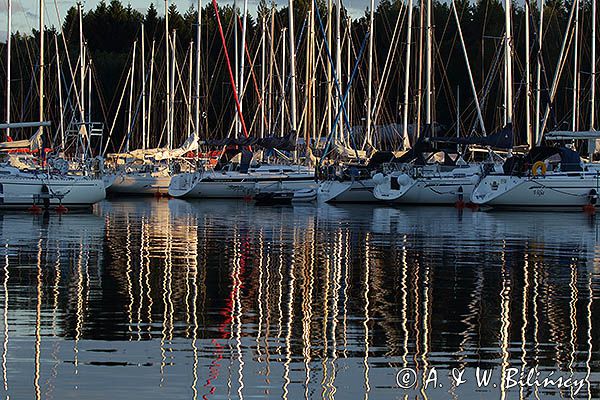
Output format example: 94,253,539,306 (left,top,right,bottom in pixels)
470,175,523,205
168,172,198,198
372,172,414,202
